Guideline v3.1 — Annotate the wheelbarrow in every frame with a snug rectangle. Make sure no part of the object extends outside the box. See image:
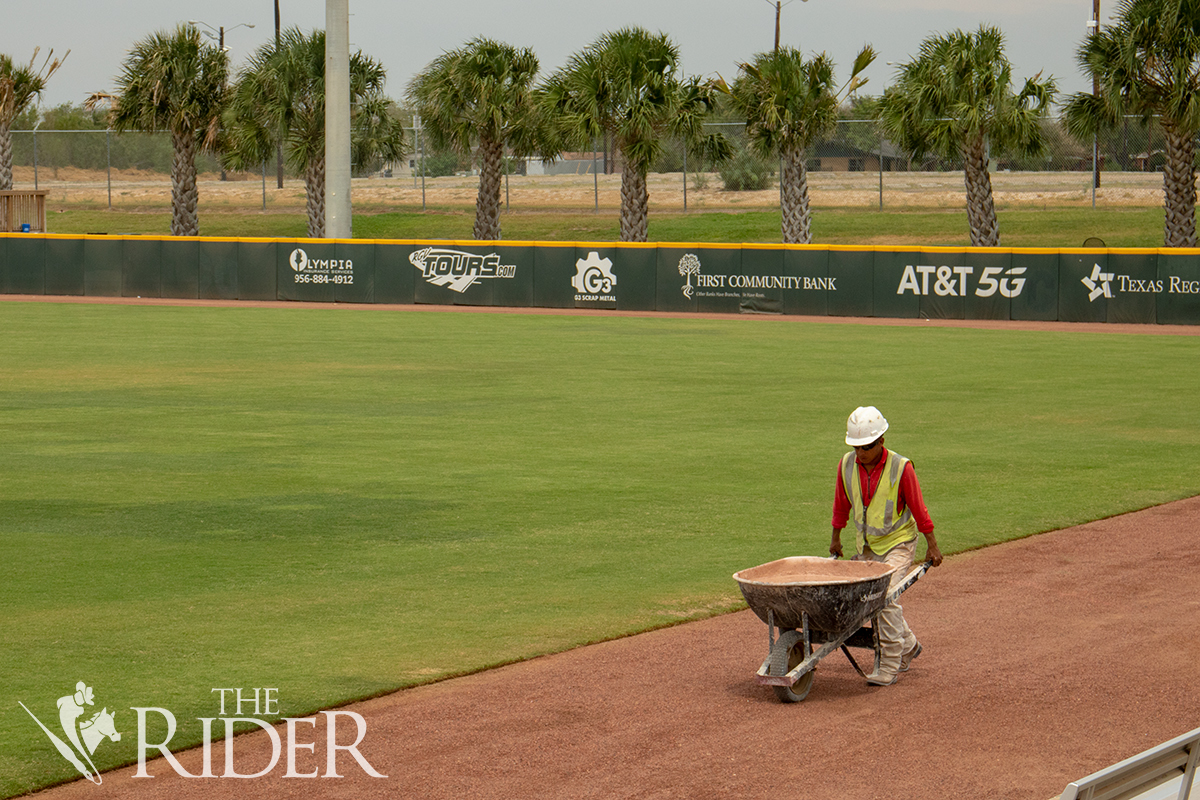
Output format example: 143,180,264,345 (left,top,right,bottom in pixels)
732,556,931,703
